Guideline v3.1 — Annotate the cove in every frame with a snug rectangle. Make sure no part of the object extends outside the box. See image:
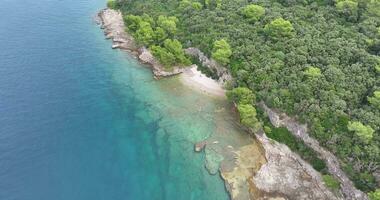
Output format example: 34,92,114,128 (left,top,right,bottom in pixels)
0,0,255,199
